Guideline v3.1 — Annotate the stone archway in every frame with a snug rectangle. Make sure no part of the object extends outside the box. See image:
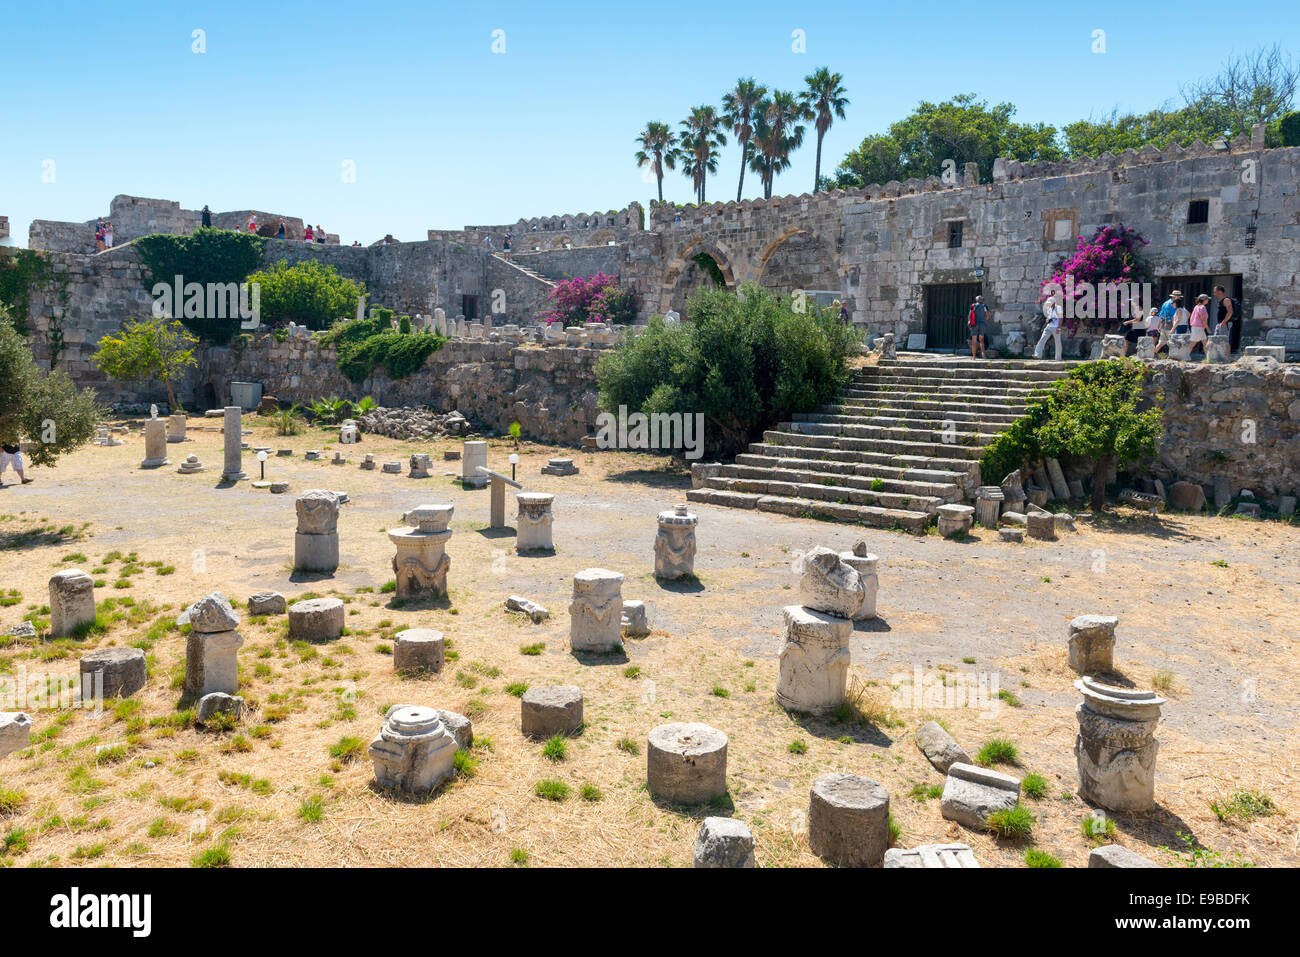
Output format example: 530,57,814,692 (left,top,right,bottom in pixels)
550,235,574,249
589,229,617,246
662,239,737,315
756,229,838,299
